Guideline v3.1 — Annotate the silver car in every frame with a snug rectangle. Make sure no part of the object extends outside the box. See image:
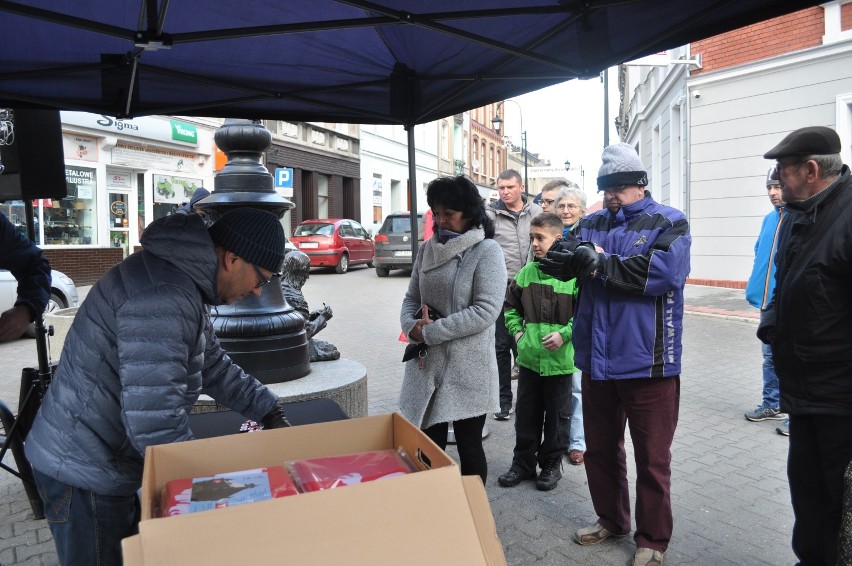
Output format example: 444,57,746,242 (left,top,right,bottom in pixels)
0,268,79,337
